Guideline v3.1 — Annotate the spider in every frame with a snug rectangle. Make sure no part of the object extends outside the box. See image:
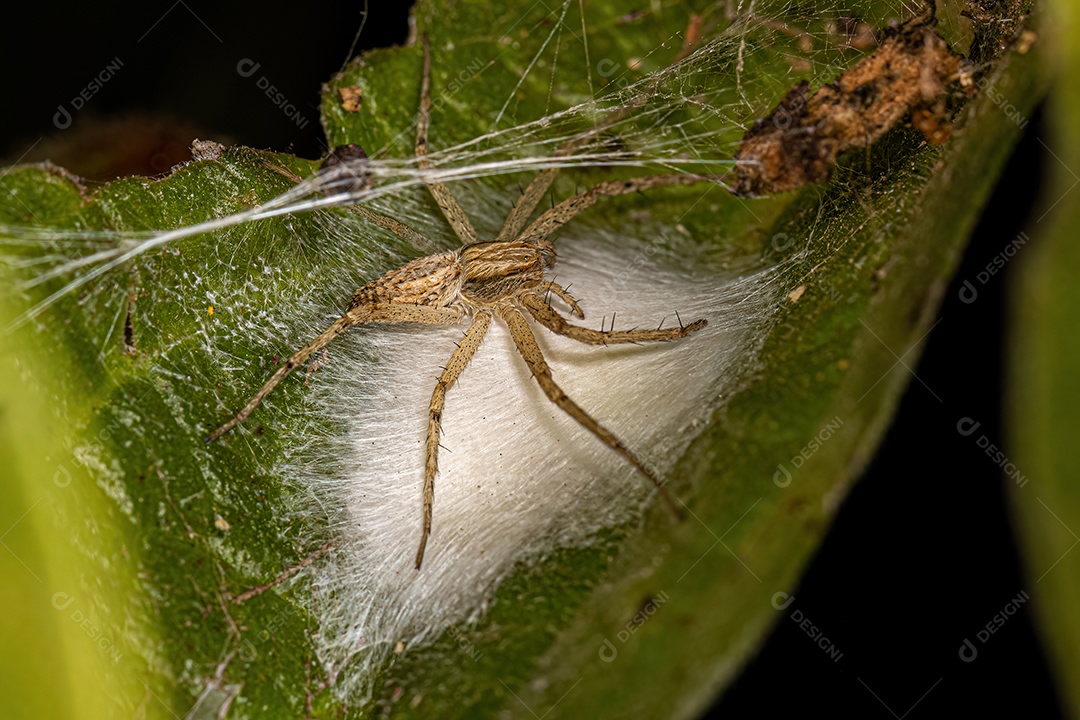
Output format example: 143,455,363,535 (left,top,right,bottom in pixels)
207,36,715,569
